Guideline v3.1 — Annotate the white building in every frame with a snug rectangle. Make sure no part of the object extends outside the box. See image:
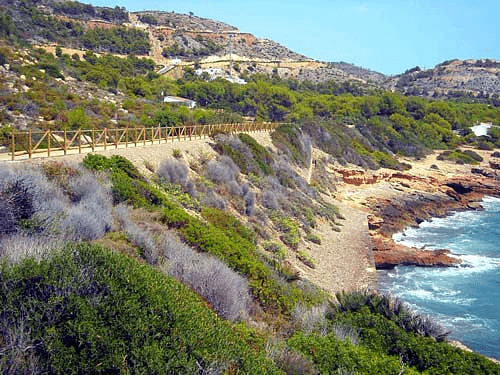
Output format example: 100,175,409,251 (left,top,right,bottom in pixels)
163,95,196,109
